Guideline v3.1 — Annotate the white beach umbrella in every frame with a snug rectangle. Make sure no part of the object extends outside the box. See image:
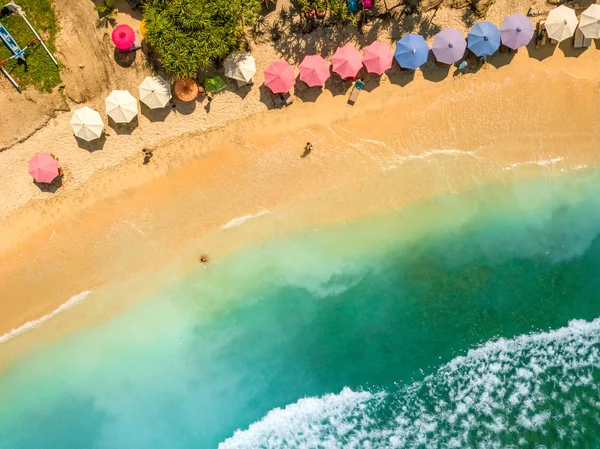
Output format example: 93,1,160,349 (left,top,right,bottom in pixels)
70,106,104,141
105,90,138,123
224,52,256,84
579,4,600,39
545,5,578,42
139,75,172,109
